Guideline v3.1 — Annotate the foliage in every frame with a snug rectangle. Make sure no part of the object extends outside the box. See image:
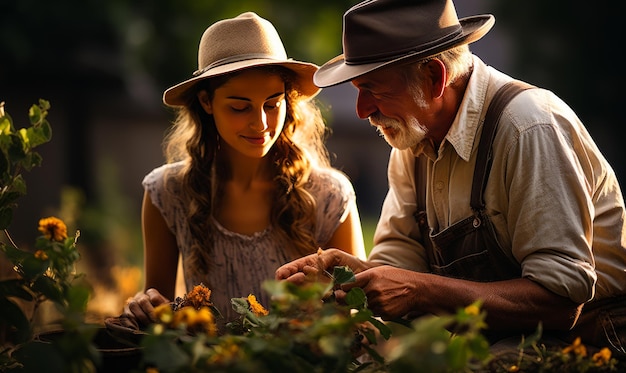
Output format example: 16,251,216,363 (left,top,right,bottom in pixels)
136,267,494,373
139,267,390,372
134,269,625,373
0,101,97,372
485,327,621,373
0,100,51,230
